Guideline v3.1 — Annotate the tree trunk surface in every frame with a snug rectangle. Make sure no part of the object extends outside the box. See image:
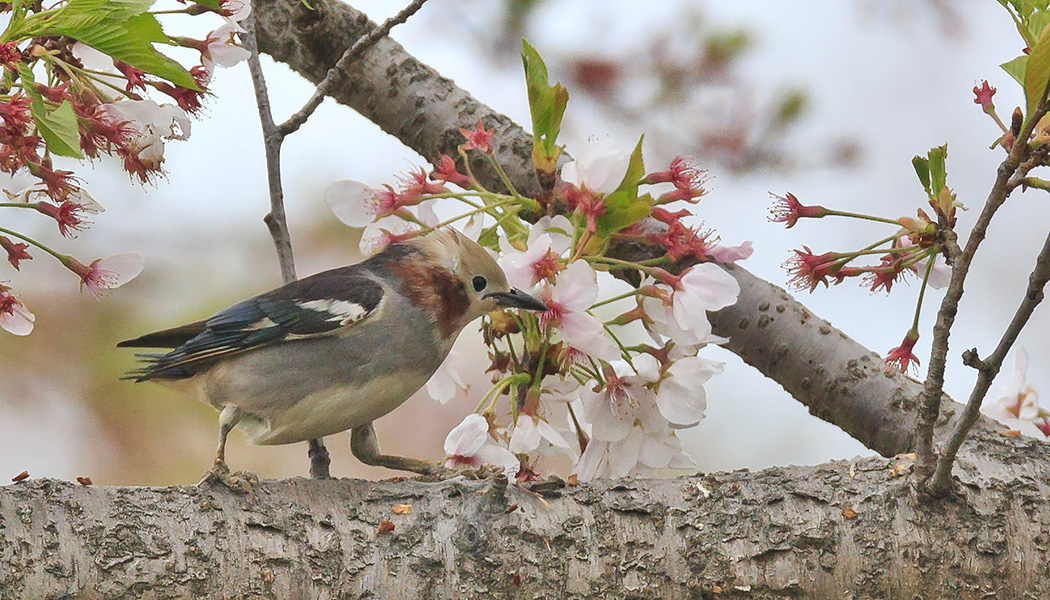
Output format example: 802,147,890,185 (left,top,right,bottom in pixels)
2,428,1049,599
